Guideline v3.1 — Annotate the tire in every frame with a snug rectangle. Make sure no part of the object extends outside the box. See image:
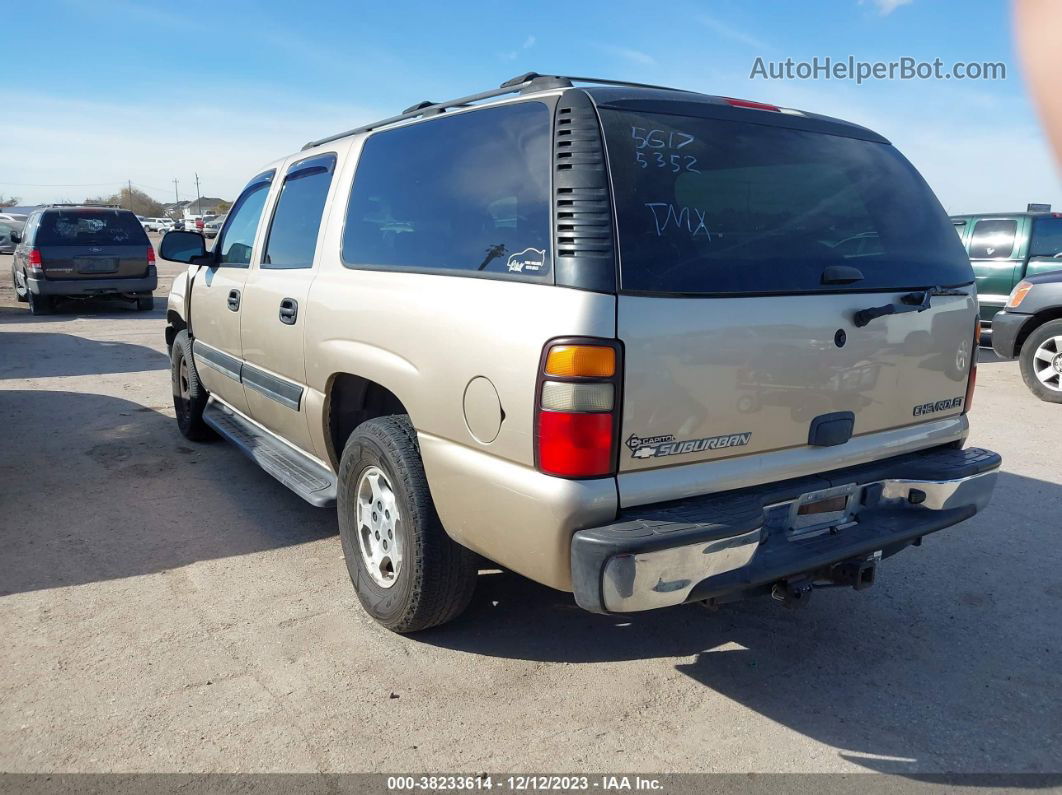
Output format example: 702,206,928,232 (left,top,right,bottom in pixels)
1019,319,1062,404
13,269,28,302
170,330,215,440
136,296,154,311
27,291,52,315
338,416,478,633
